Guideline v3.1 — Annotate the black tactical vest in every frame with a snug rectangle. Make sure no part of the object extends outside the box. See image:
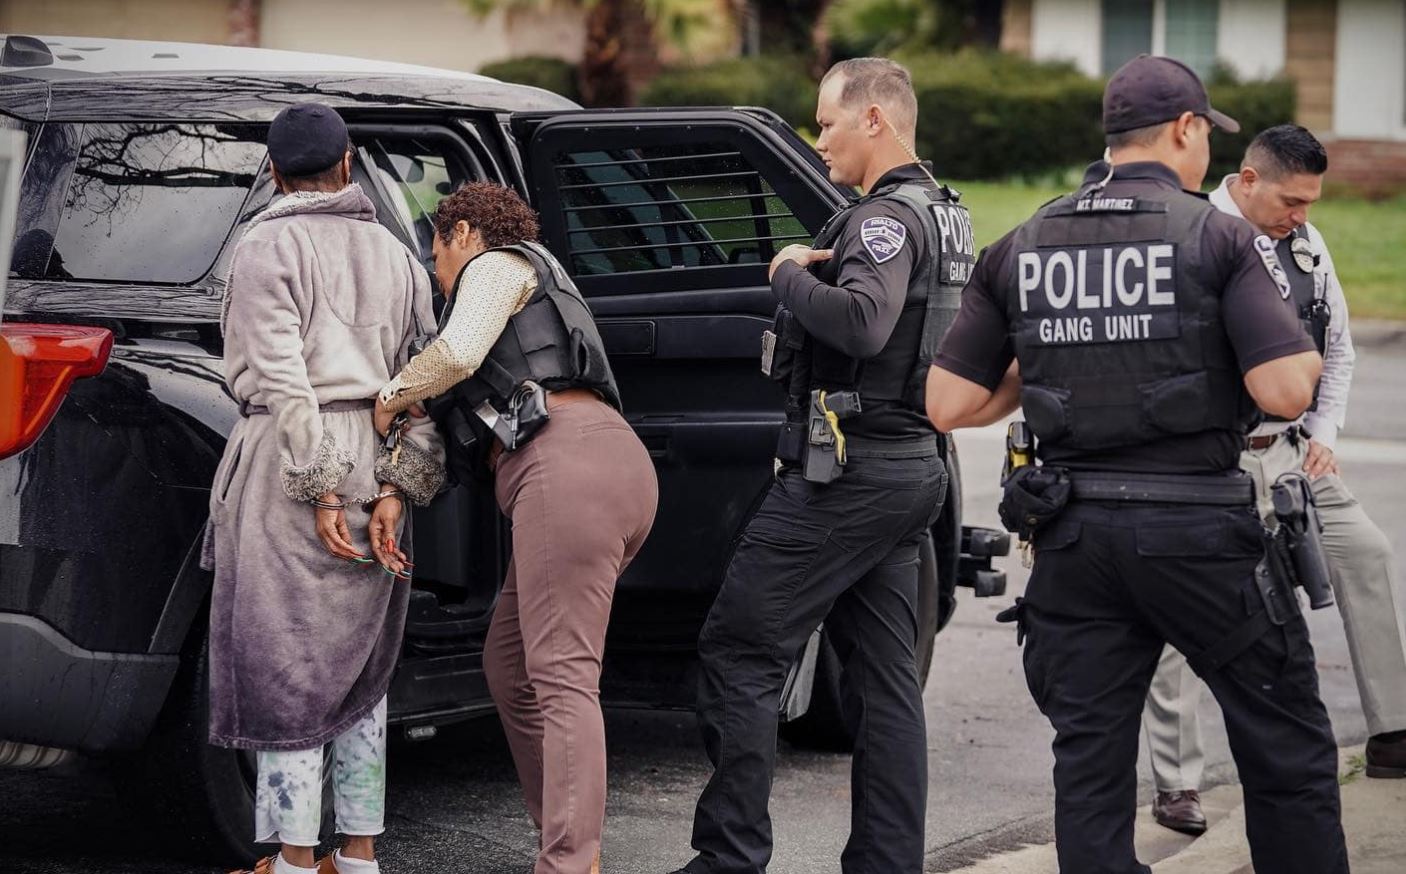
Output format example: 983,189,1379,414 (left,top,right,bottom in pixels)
791,180,975,414
1006,184,1258,455
427,242,621,478
1265,227,1327,421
